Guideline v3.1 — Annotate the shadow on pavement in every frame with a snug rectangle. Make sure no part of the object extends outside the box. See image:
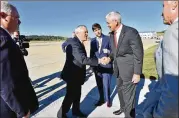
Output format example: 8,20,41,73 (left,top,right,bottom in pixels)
32,71,66,116
135,74,157,118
